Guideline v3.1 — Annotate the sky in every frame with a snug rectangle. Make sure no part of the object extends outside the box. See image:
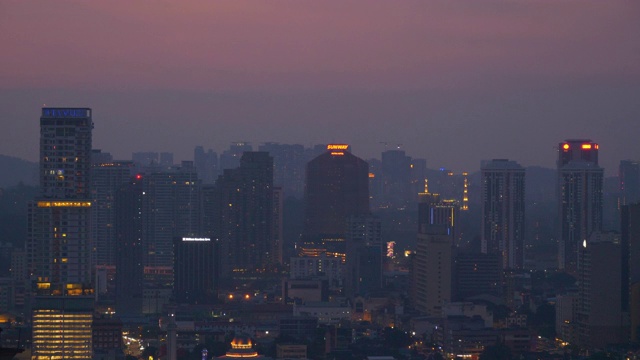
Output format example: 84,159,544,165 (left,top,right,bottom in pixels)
1,1,638,174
